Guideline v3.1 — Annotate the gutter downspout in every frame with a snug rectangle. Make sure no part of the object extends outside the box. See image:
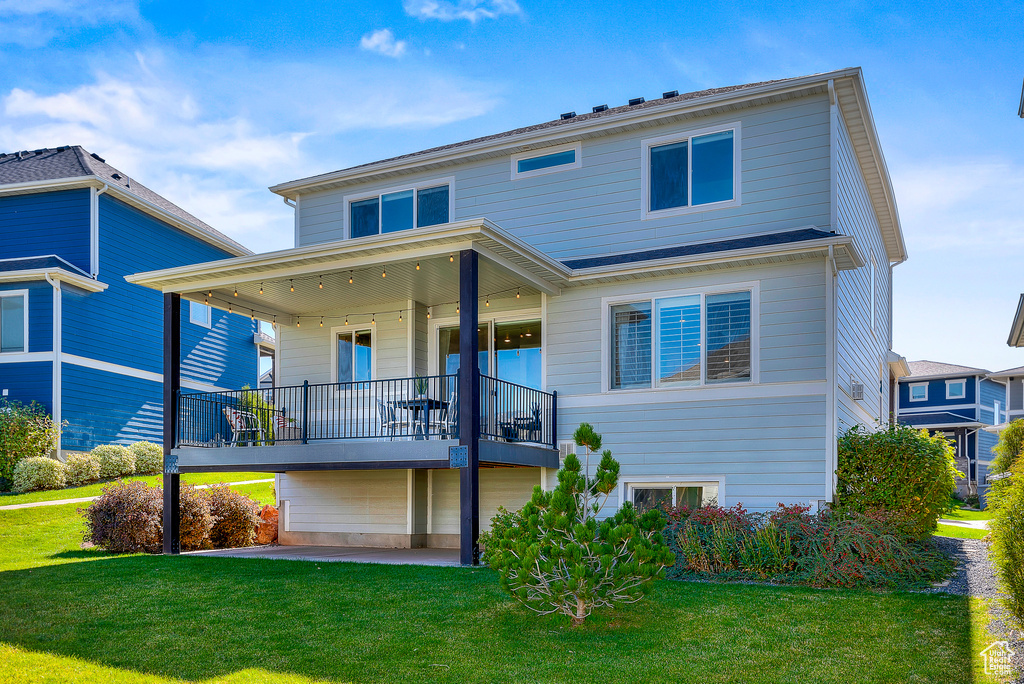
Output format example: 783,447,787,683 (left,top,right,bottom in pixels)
44,273,62,458
90,184,109,279
826,245,838,505
283,197,298,246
